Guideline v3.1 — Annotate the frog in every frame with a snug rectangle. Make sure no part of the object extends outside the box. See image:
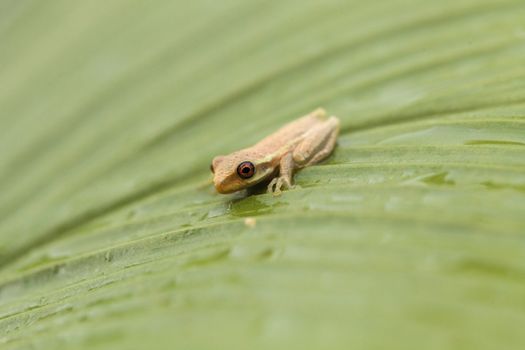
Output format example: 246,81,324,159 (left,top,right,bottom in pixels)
210,108,340,195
